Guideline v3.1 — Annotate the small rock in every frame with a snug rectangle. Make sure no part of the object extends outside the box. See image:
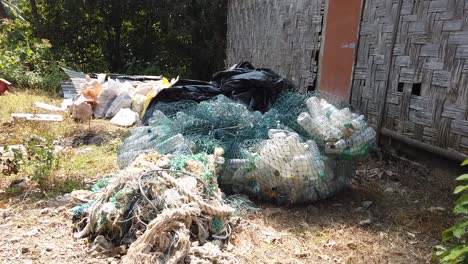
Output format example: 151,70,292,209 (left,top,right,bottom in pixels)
54,145,65,153
324,241,336,248
359,219,372,226
361,201,373,209
384,187,394,193
21,247,29,254
45,247,52,252
95,235,113,251
24,228,39,237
